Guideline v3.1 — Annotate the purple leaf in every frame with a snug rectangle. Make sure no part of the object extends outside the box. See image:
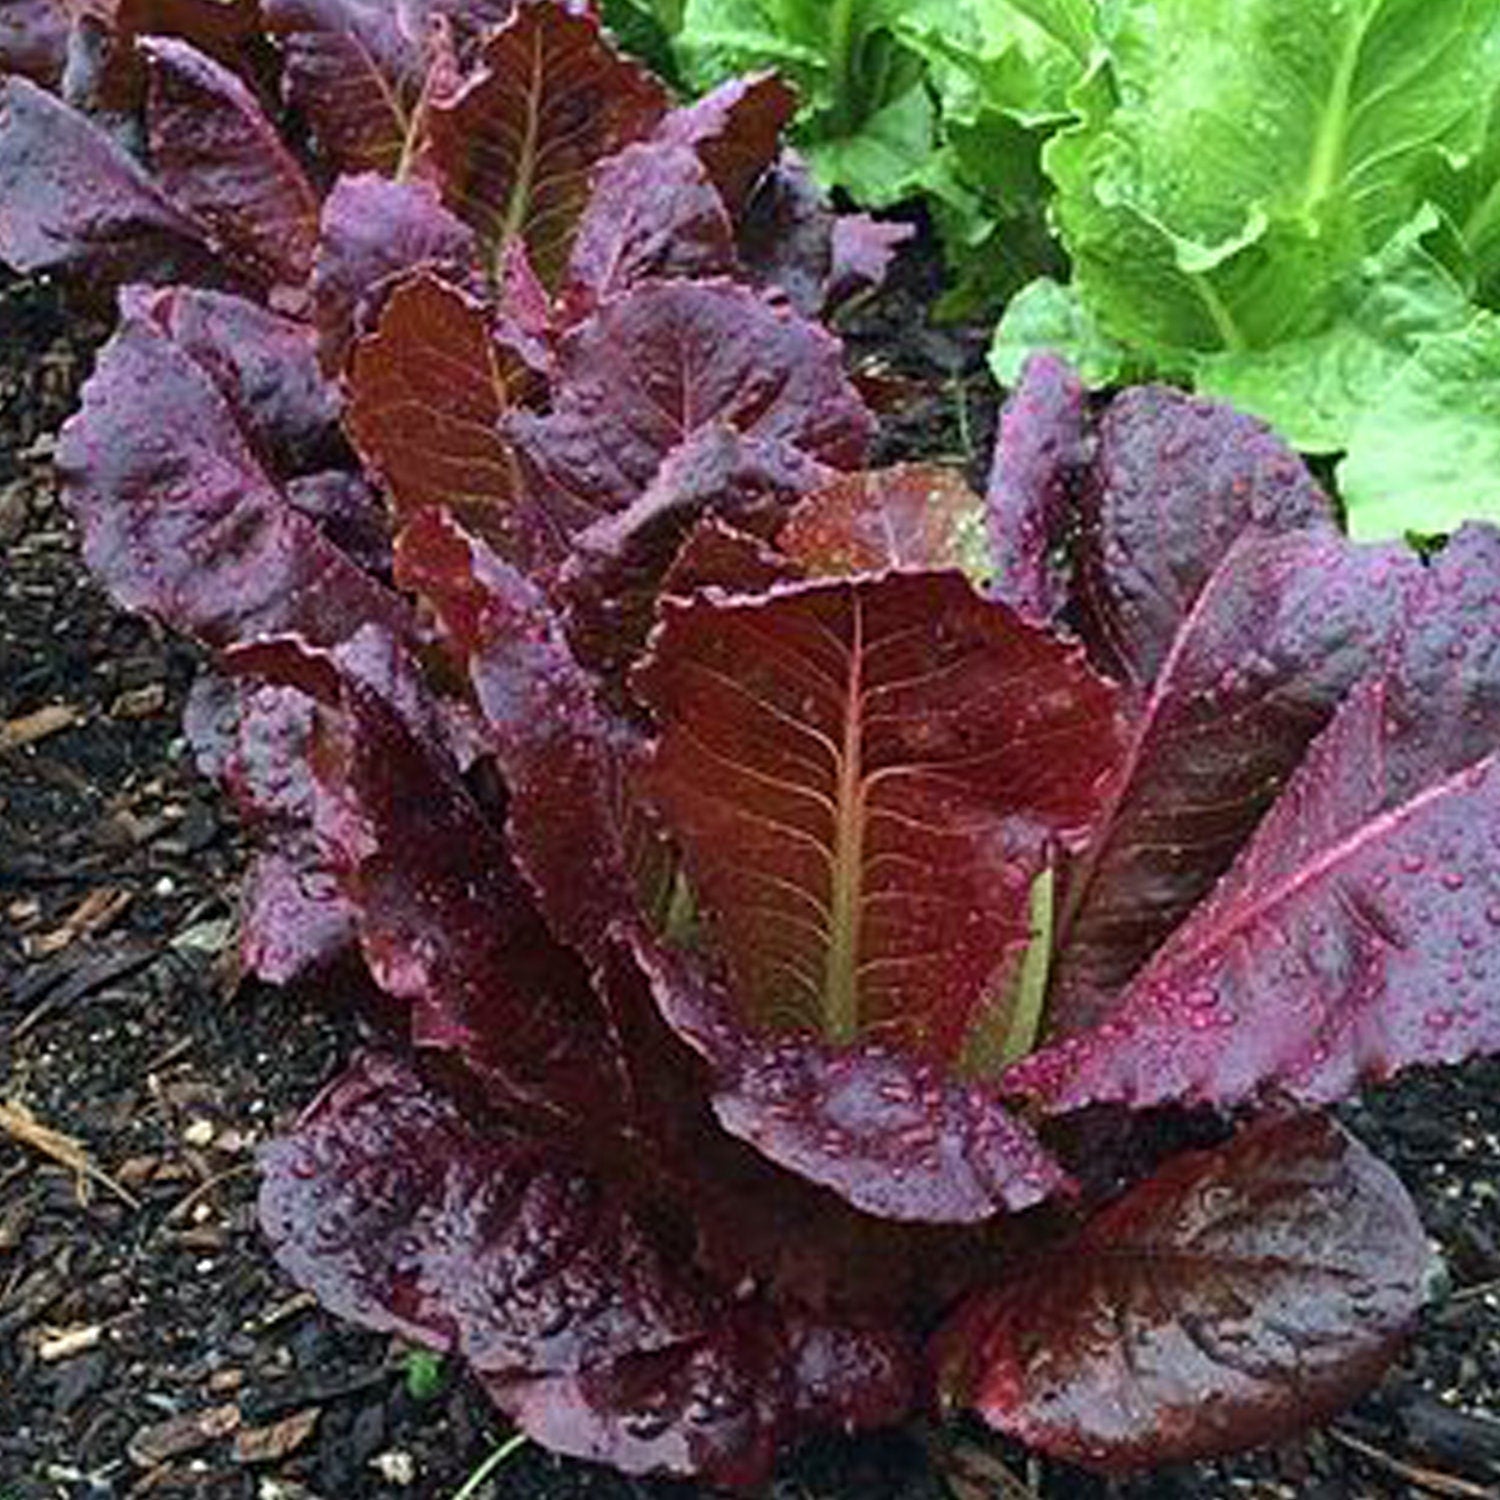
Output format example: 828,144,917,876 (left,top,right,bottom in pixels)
1010,525,1500,1113
1070,384,1336,684
311,172,479,373
426,0,666,285
557,142,735,324
653,72,797,217
558,423,830,677
263,0,454,177
56,294,410,650
0,0,69,86
780,464,985,576
141,36,320,290
345,272,545,562
509,279,873,520
735,154,832,316
985,352,1089,626
261,1049,912,1487
938,1114,1432,1471
1046,530,1423,1032
631,572,1124,1066
826,214,914,309
626,929,1069,1222
0,74,211,279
